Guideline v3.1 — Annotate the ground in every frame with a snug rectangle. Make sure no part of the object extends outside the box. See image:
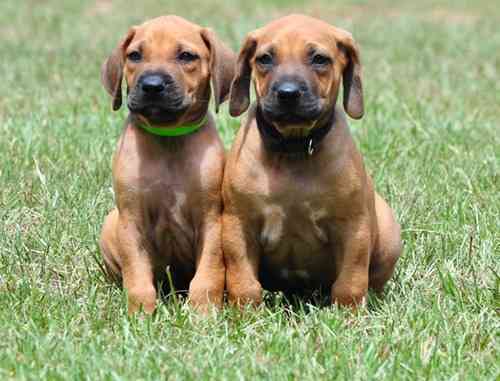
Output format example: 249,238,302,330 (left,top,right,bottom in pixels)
0,0,498,379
